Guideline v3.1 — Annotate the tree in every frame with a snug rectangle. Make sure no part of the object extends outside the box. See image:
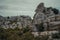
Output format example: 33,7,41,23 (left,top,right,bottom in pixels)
0,27,7,40
52,8,59,15
7,16,10,19
52,8,59,21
